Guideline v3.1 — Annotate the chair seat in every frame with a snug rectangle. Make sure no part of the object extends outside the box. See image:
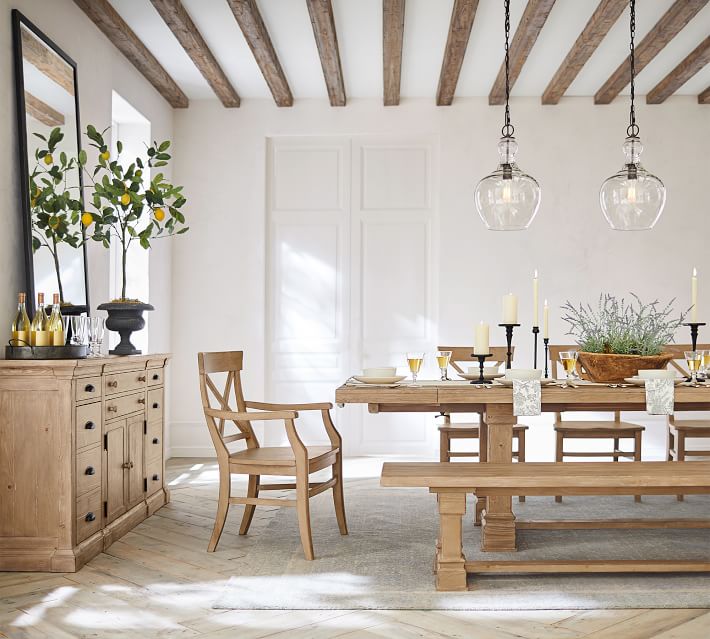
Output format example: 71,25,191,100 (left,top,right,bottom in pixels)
554,421,644,433
669,420,710,433
230,445,338,467
438,423,529,433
